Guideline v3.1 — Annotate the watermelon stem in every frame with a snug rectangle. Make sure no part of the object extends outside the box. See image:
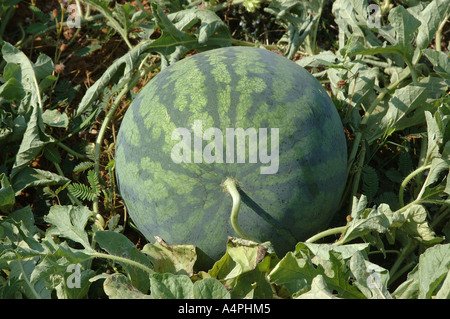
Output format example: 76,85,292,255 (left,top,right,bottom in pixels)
222,177,252,241
92,252,155,275
305,226,347,244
